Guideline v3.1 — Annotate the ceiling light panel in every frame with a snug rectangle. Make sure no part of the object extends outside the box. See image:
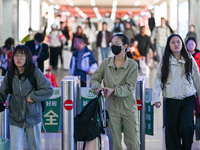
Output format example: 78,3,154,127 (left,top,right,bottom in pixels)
135,1,140,6
90,0,95,7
